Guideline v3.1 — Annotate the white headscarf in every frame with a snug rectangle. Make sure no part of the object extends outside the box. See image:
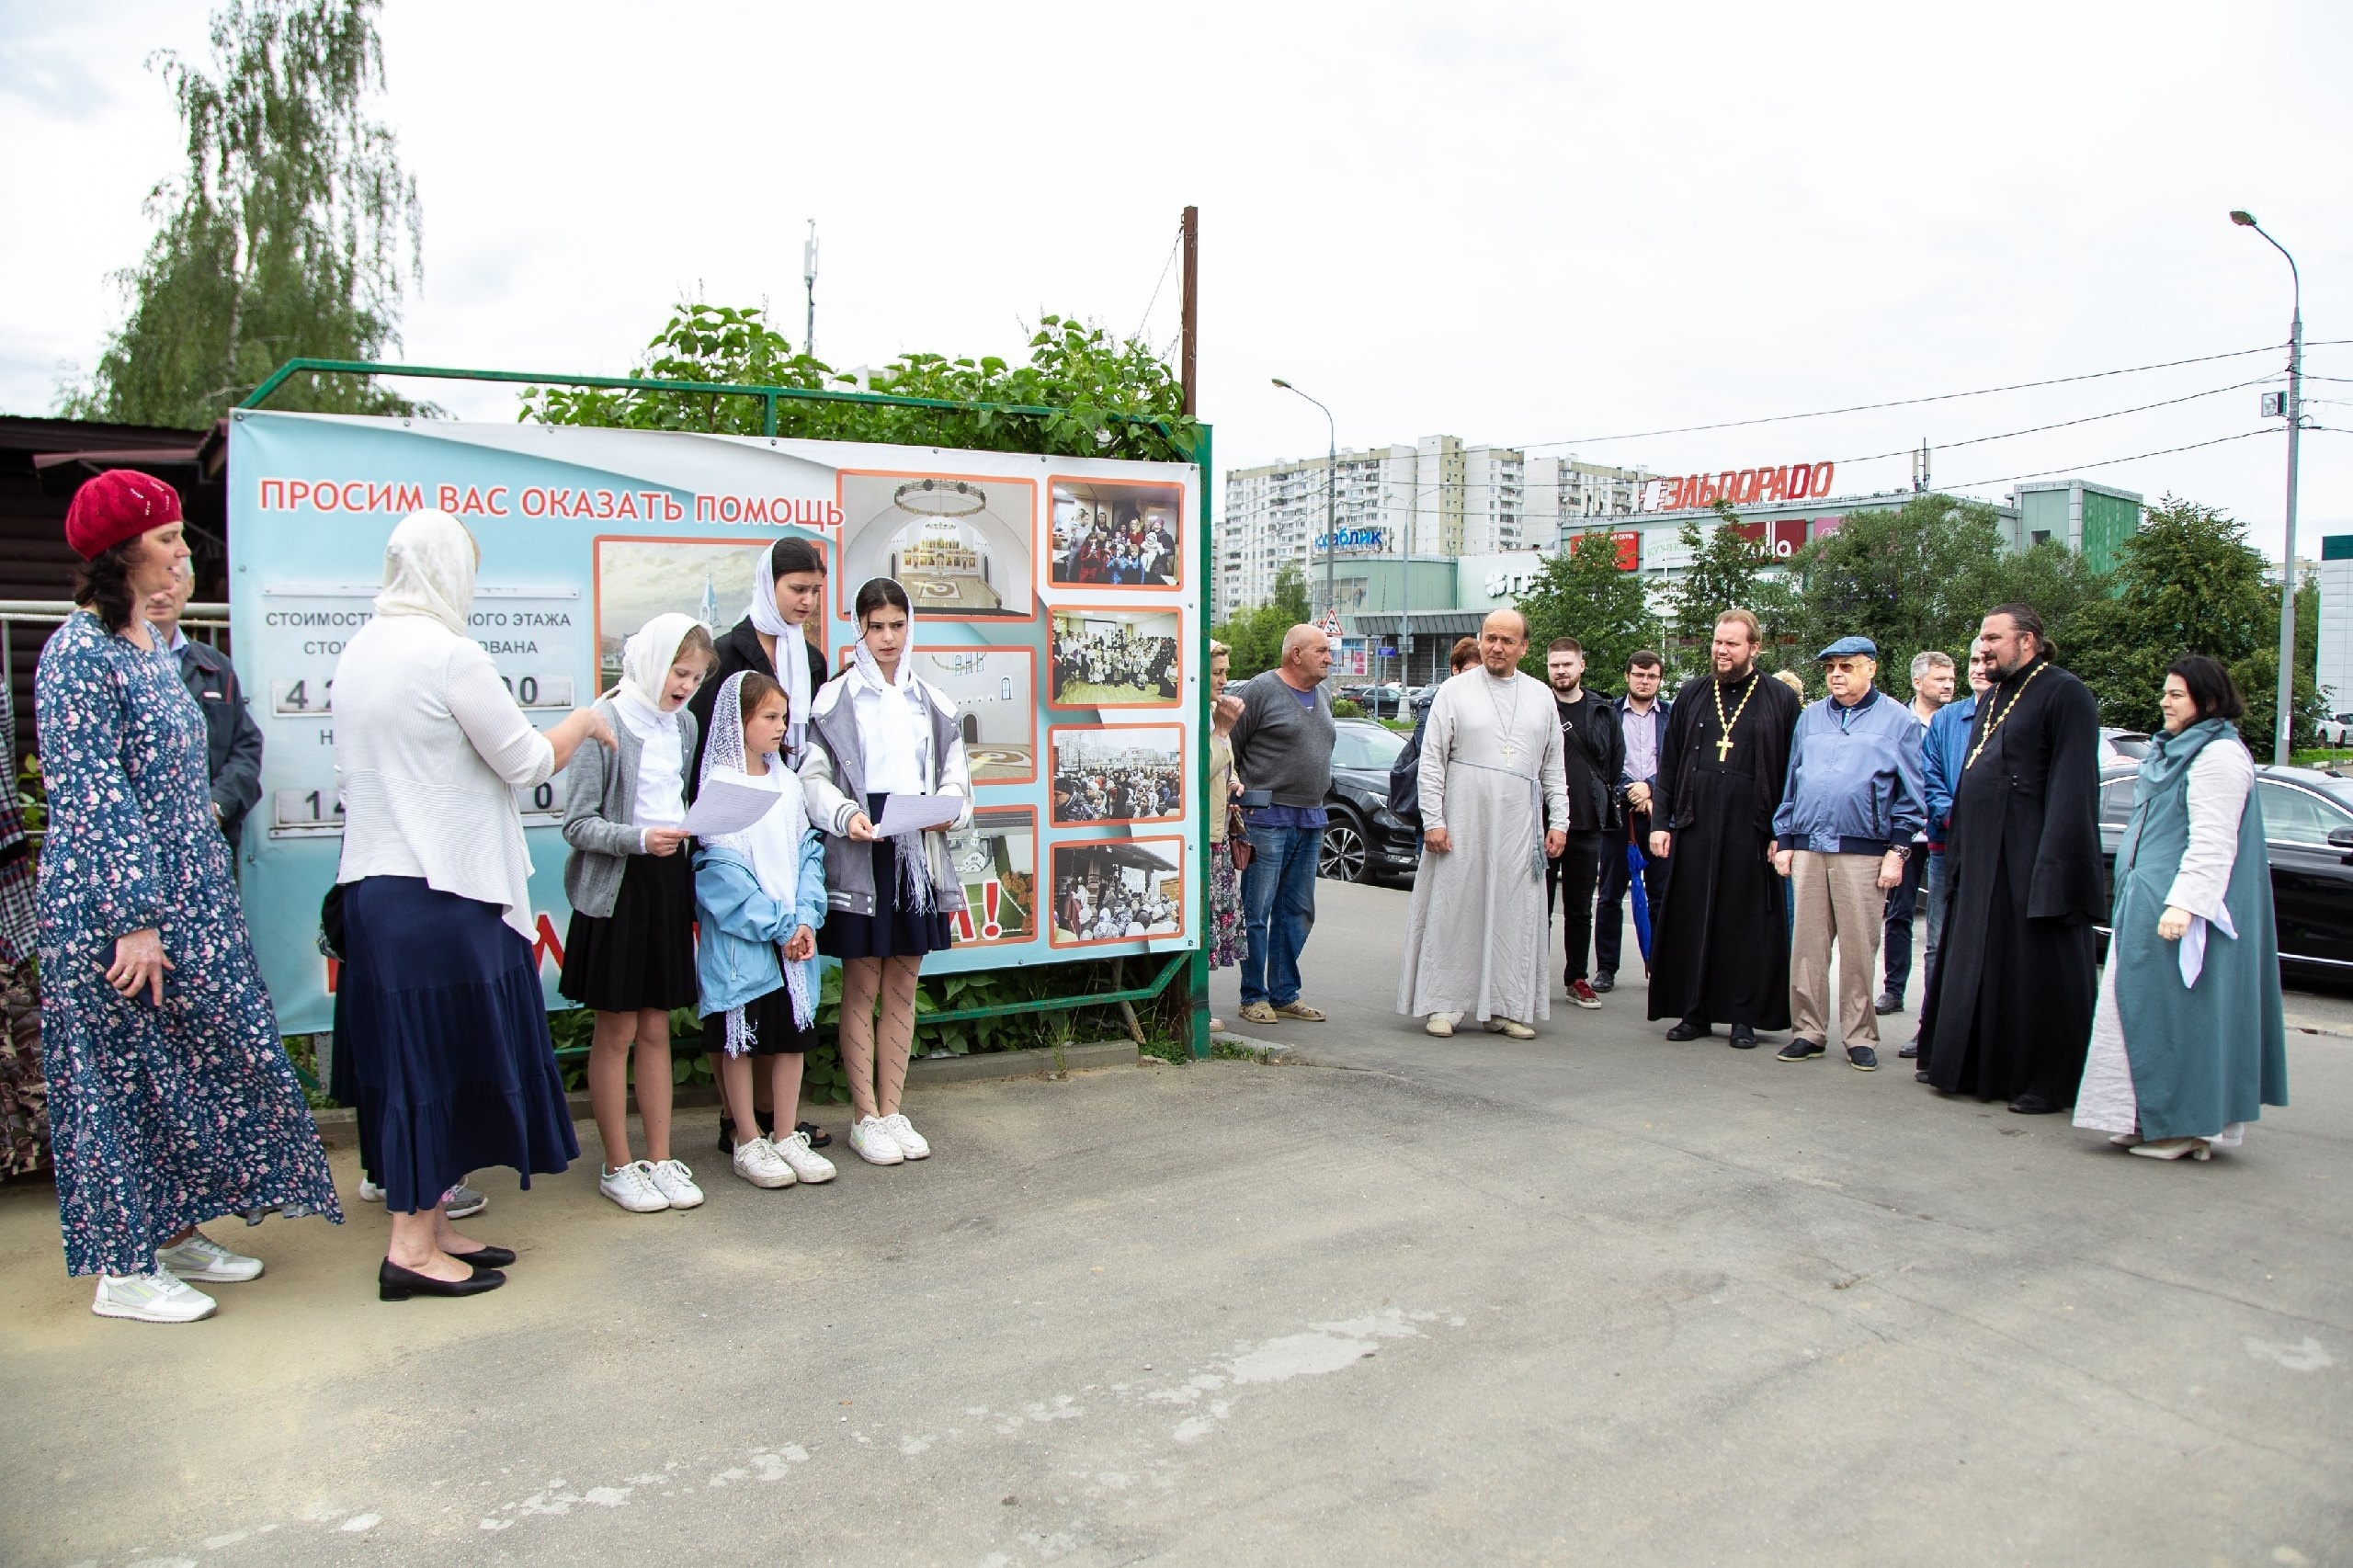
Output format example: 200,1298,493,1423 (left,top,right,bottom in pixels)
846,594,942,914
373,509,475,634
611,611,701,741
745,544,813,760
699,670,815,1050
